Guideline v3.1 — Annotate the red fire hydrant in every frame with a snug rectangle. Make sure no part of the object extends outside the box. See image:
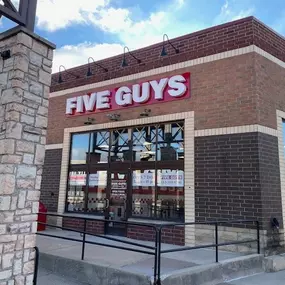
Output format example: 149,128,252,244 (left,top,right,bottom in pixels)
37,202,47,231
